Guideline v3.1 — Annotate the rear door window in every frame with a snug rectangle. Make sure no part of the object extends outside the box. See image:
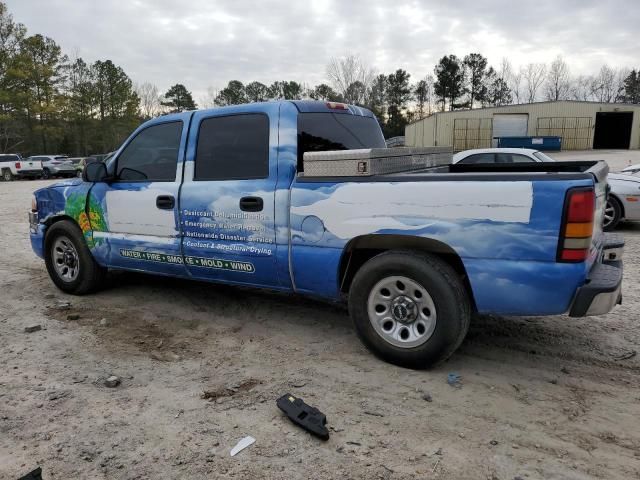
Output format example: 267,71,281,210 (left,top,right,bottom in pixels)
459,153,495,164
496,153,533,163
195,114,270,181
297,113,385,172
